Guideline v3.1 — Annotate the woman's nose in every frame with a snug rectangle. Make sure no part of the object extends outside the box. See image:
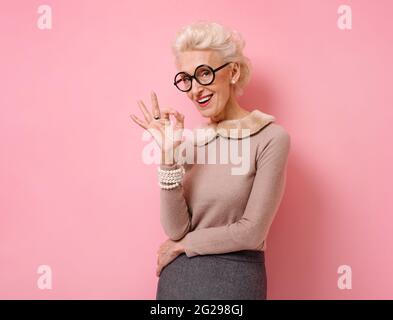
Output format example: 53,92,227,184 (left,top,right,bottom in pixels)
191,78,204,96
